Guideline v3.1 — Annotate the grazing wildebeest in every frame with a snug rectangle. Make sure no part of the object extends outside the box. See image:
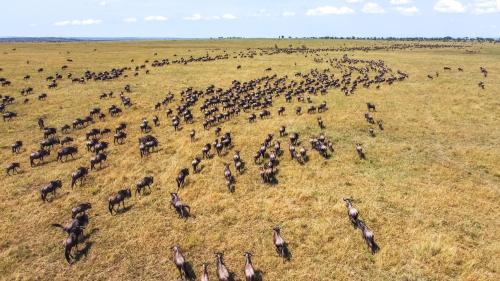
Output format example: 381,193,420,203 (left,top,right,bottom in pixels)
215,252,230,281
189,129,196,142
369,127,375,137
201,263,209,281
277,106,285,115
61,124,71,133
86,128,101,140
30,149,50,166
317,117,324,129
108,188,132,214
43,127,57,139
94,141,108,154
3,111,17,121
71,202,92,218
202,143,212,158
176,168,189,188
61,136,74,146
135,176,153,195
6,162,20,175
478,81,485,89
343,198,359,228
40,137,60,151
57,146,78,161
115,122,127,133
279,126,286,137
357,220,379,254
172,245,187,280
52,213,88,237
295,106,301,115
11,140,22,153
152,115,159,126
192,157,201,173
224,163,234,192
273,226,288,262
355,143,366,159
367,102,376,111
377,120,384,131
40,180,62,201
38,118,45,129
71,167,88,188
364,112,375,124
113,131,127,144
90,152,107,170
170,192,190,219
244,252,256,281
